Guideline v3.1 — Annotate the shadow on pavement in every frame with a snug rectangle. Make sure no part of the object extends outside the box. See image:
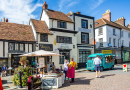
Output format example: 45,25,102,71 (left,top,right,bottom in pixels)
59,77,94,88
3,86,10,89
100,74,115,78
